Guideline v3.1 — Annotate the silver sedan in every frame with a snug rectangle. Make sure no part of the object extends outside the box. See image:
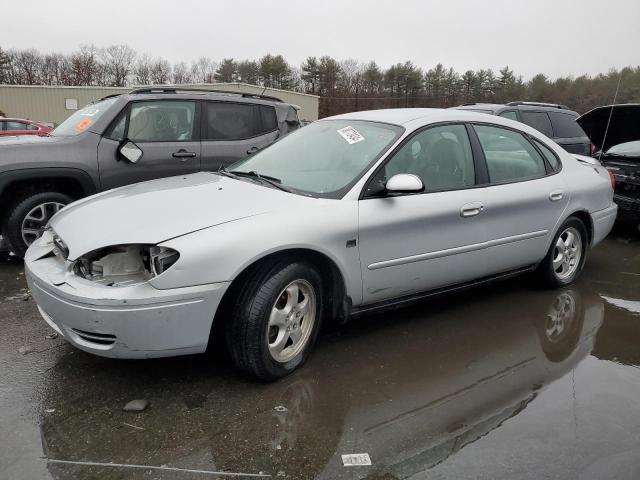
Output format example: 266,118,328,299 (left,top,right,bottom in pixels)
25,109,617,380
